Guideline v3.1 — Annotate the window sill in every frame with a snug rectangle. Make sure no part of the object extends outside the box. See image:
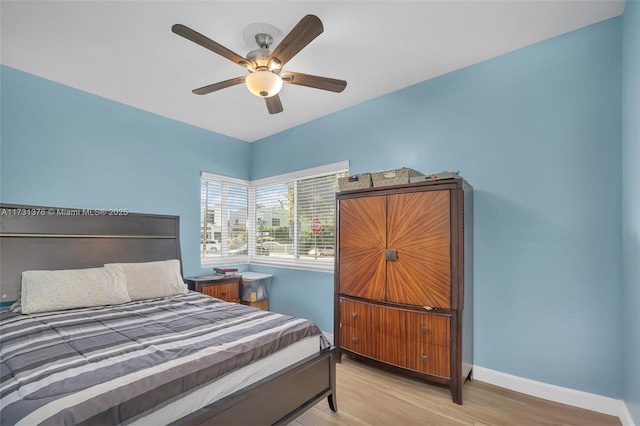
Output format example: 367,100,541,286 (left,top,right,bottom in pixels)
249,258,335,273
201,257,334,273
